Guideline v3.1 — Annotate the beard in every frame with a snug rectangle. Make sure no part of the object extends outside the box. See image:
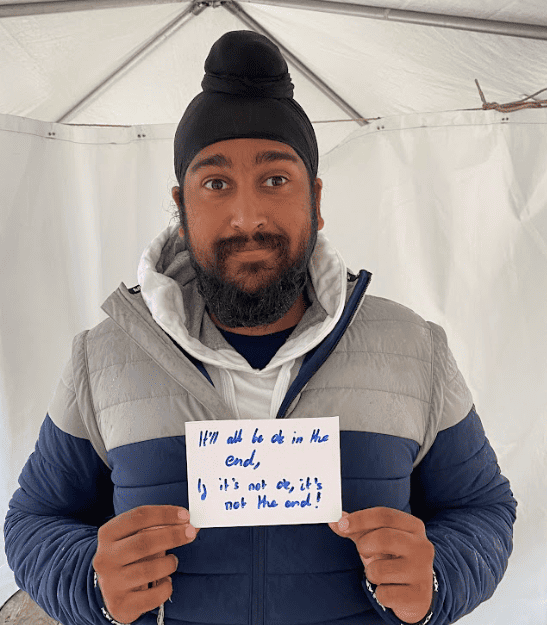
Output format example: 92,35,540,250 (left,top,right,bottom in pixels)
183,209,318,329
